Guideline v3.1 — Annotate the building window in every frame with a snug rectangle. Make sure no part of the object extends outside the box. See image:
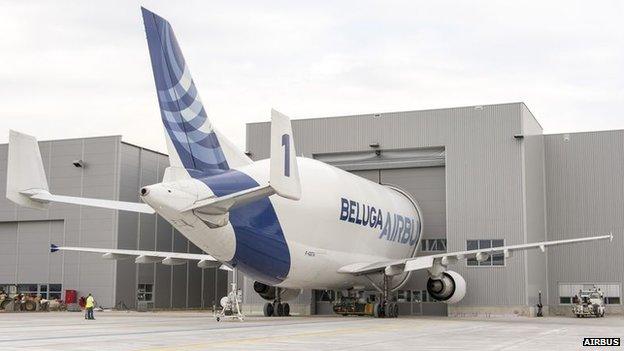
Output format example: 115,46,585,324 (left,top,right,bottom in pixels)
49,284,62,299
137,284,154,302
606,297,621,304
13,283,61,299
421,239,447,252
17,284,38,296
397,290,412,302
466,239,504,266
558,283,621,305
559,297,571,304
412,290,438,303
